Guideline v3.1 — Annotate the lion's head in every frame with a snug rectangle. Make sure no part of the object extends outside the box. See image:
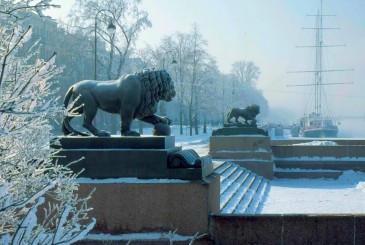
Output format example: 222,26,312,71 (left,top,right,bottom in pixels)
246,104,260,117
134,68,176,119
